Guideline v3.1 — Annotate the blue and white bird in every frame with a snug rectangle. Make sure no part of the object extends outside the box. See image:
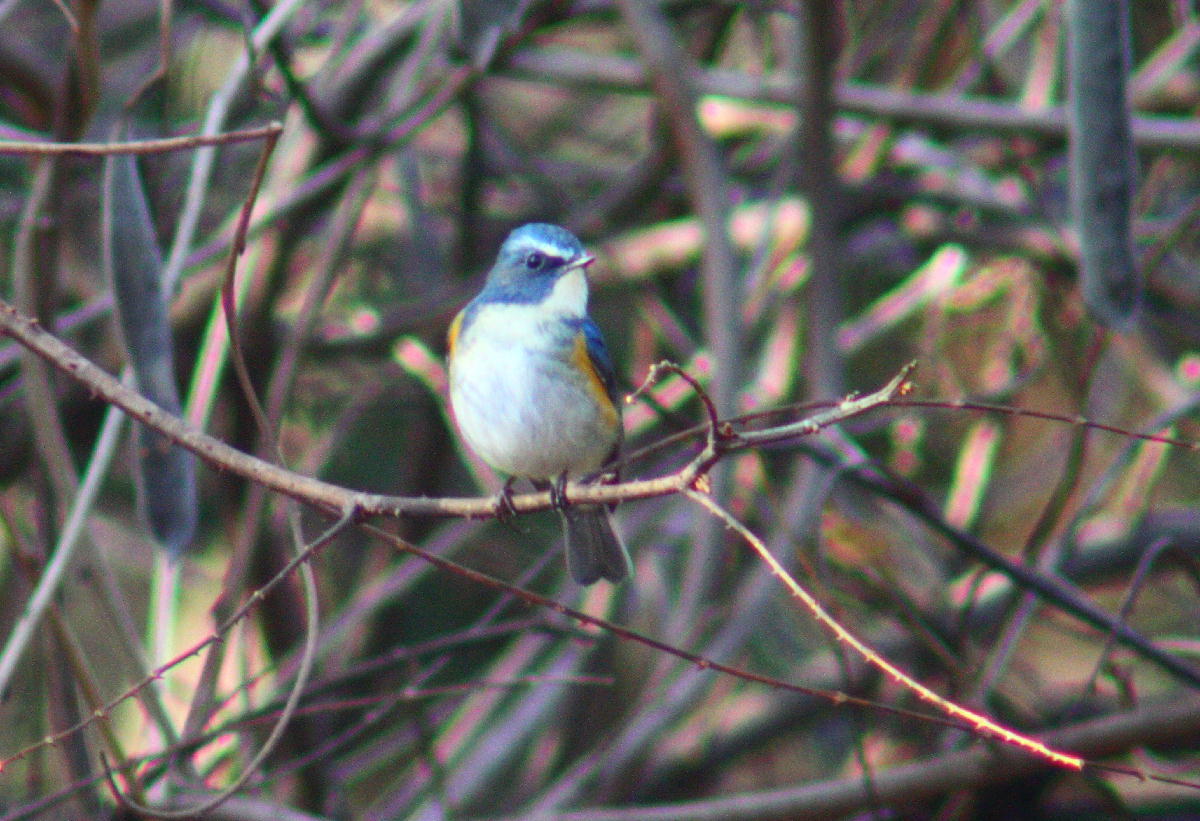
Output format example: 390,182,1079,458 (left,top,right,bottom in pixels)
447,223,631,585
